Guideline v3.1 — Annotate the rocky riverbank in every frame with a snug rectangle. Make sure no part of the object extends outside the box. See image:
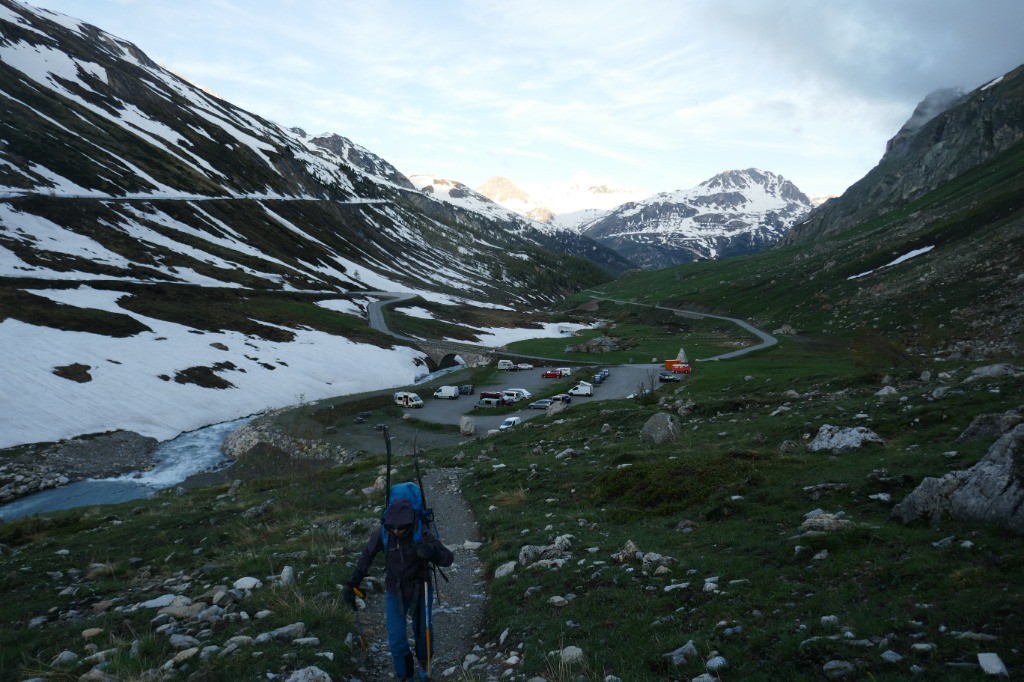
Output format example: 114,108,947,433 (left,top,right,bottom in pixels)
0,431,158,506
